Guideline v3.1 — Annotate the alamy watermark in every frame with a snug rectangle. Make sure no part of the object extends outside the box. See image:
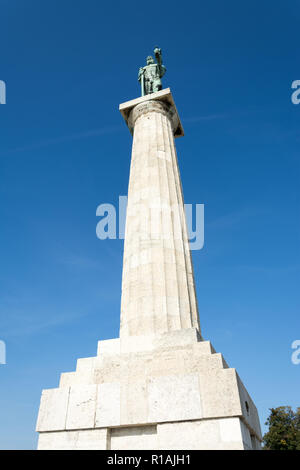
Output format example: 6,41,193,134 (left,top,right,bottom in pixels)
0,80,6,104
0,340,6,364
96,196,204,250
291,80,300,105
291,340,300,365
